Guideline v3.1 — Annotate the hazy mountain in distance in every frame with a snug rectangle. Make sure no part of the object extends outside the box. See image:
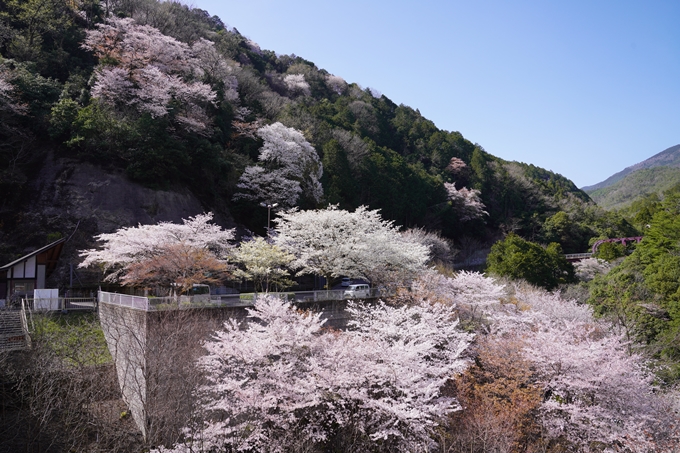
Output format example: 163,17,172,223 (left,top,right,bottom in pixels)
583,144,680,210
583,144,680,192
